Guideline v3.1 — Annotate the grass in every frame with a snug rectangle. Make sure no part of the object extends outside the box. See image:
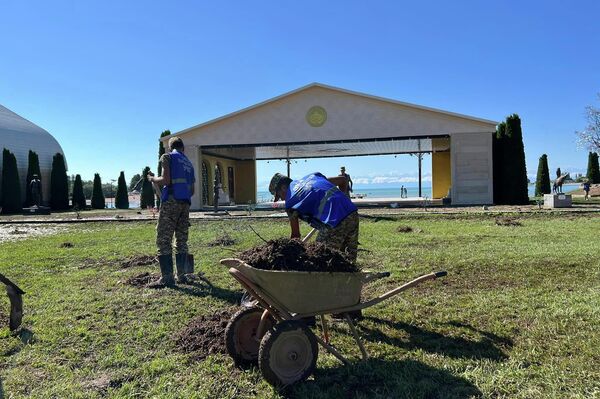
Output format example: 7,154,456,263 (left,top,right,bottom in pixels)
1,213,599,398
